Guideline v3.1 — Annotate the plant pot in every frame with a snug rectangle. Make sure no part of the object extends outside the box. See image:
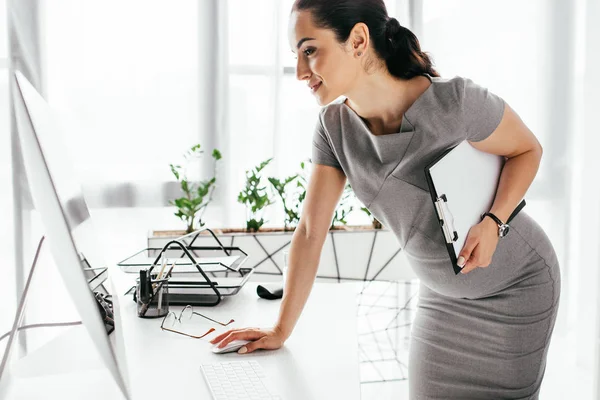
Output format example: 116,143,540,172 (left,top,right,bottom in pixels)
148,225,417,283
